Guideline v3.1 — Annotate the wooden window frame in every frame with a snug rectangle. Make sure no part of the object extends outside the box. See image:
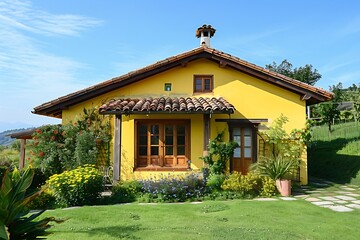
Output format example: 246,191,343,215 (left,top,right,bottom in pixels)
134,119,191,171
193,75,213,93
